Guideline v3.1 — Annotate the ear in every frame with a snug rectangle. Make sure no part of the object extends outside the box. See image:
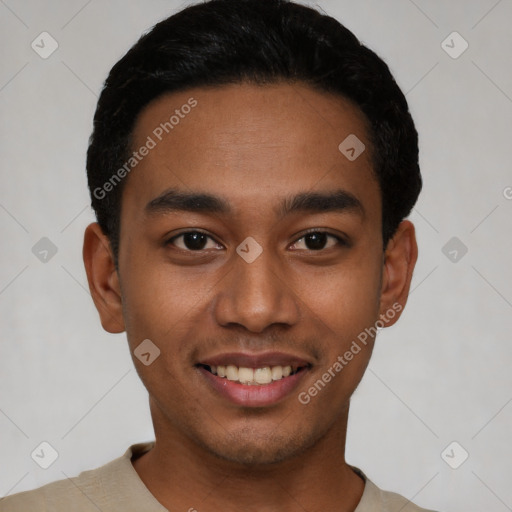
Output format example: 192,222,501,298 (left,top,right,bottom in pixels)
378,220,418,328
83,222,125,333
